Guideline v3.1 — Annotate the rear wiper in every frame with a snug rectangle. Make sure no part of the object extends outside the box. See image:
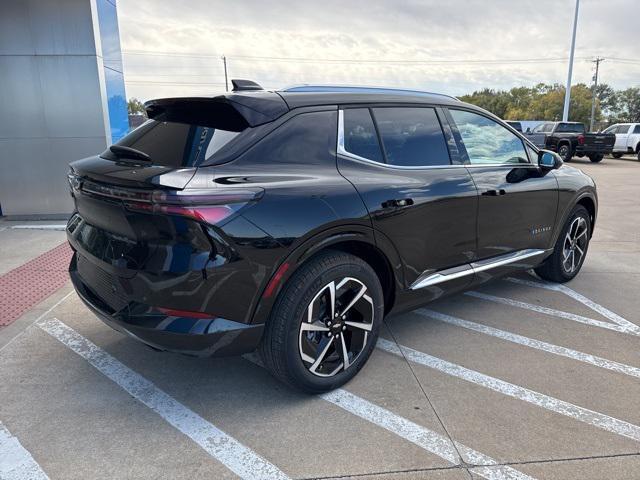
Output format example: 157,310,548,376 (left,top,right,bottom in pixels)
109,145,152,163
